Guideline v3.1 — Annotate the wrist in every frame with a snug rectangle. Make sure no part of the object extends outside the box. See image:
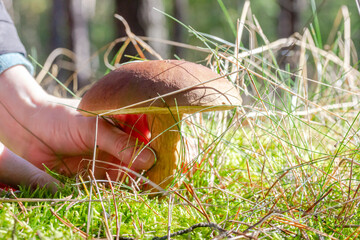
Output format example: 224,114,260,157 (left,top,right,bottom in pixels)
0,53,34,76
0,65,50,112
0,66,51,148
